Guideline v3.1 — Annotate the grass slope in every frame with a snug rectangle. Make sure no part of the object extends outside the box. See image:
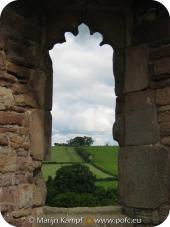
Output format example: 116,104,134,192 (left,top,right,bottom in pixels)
42,164,64,180
42,163,113,181
96,180,118,190
84,146,118,176
42,146,118,189
50,146,84,163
